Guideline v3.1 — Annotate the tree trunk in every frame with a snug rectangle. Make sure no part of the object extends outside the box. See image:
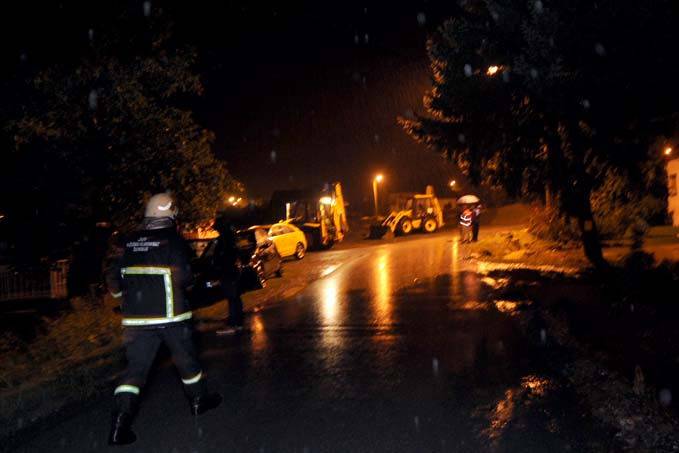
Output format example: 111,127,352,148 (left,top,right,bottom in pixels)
575,190,608,270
